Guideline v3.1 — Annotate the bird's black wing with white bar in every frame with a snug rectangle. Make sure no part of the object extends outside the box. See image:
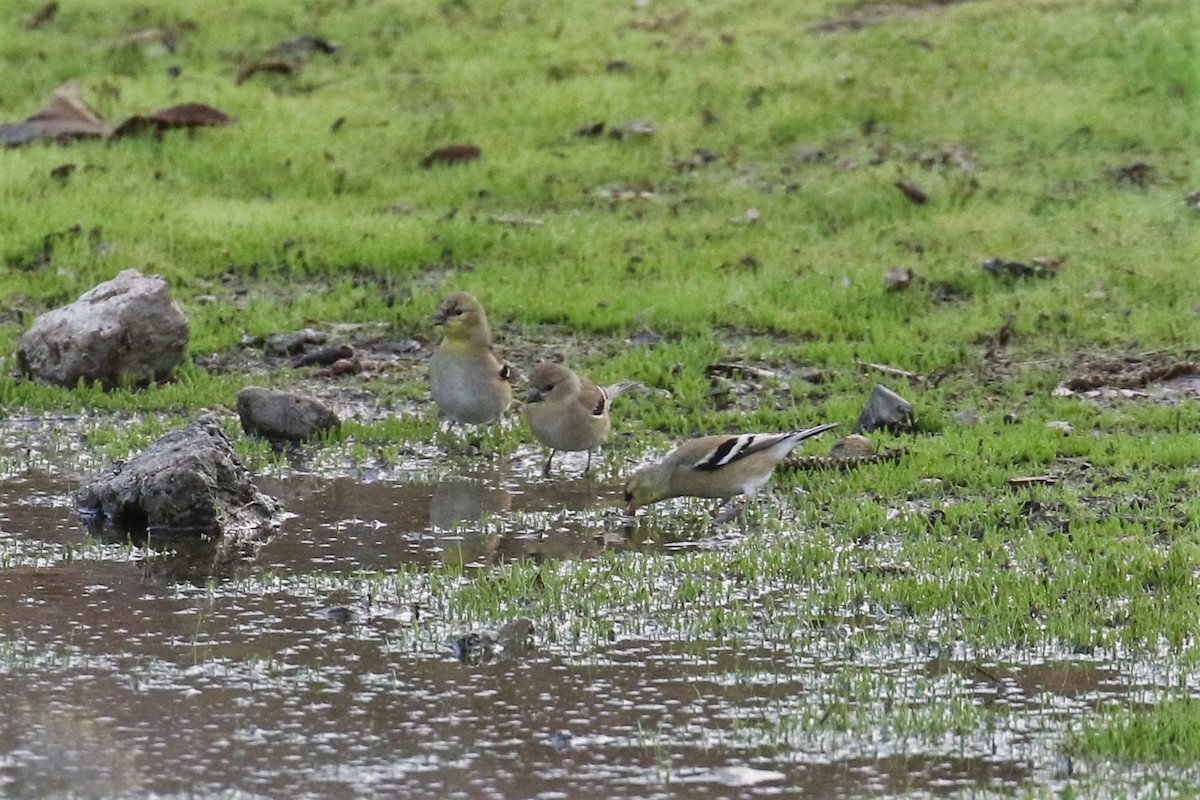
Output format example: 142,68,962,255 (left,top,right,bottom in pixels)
690,424,840,472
